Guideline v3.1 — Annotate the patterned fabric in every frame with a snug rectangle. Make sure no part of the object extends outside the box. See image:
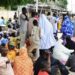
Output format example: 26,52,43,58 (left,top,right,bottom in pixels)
61,16,74,37
13,46,33,75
